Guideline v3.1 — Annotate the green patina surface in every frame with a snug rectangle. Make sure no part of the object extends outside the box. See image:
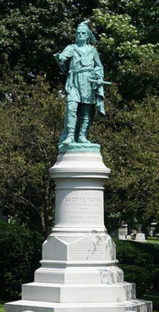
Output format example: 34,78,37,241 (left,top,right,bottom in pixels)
54,21,110,151
58,142,100,153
